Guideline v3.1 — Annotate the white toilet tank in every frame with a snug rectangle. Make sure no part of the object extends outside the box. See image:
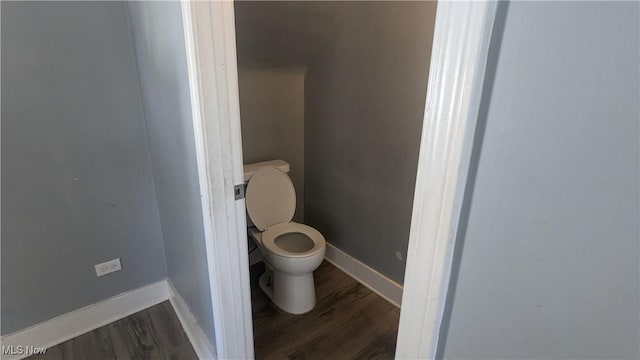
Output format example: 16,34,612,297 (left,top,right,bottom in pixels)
243,159,290,182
